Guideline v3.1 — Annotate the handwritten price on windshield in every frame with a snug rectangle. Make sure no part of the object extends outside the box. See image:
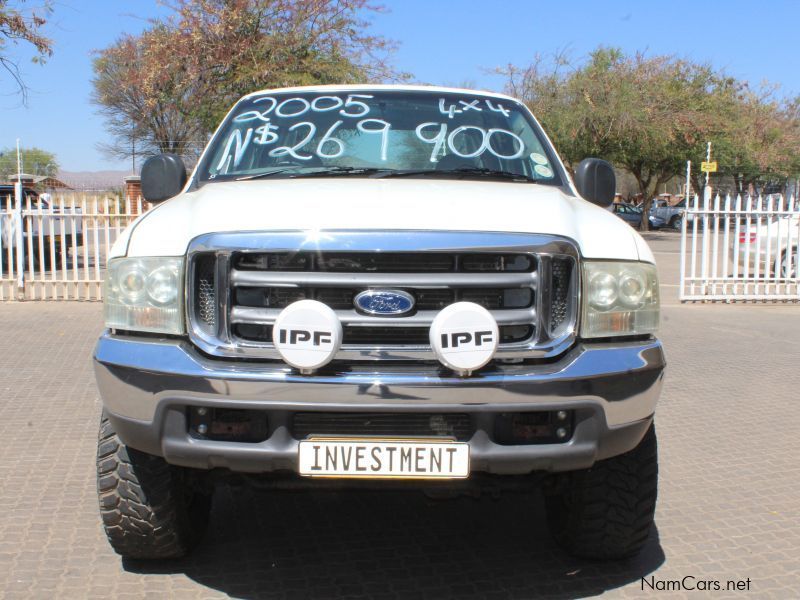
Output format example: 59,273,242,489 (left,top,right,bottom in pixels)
216,94,523,171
